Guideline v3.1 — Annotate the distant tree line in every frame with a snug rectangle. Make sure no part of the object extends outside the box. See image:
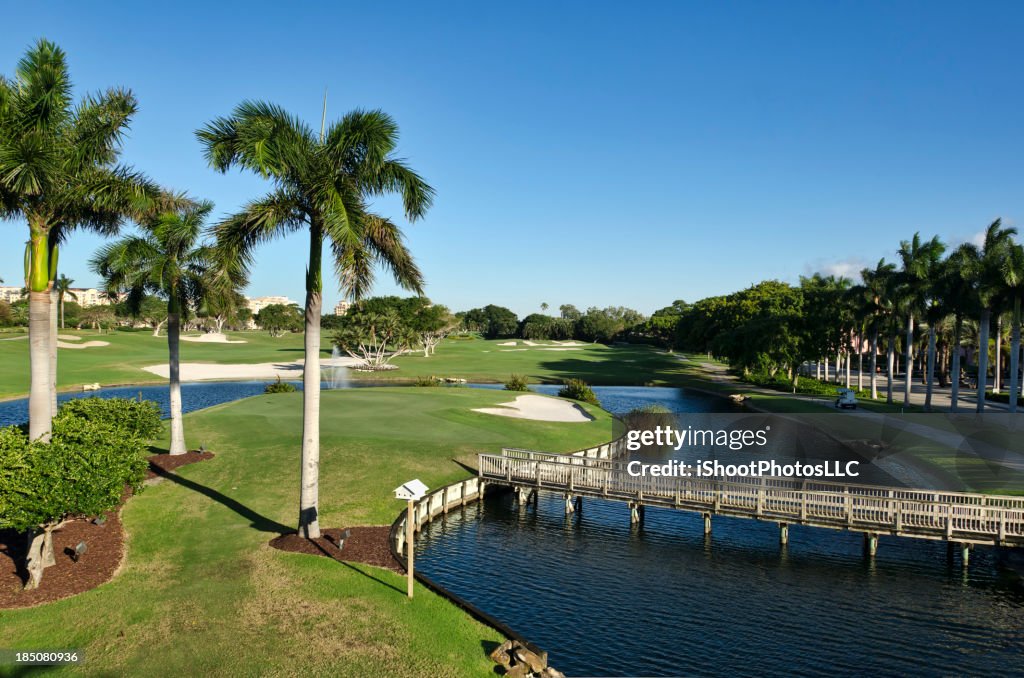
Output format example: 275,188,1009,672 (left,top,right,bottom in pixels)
659,222,1024,413
457,303,648,343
